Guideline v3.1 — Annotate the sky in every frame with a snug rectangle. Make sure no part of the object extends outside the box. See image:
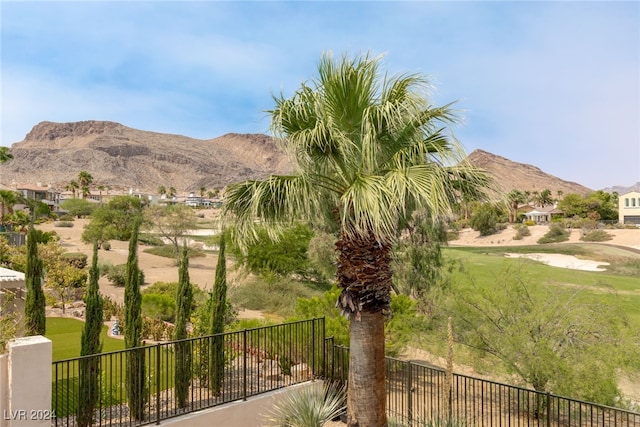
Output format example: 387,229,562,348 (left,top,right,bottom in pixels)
1,1,638,190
